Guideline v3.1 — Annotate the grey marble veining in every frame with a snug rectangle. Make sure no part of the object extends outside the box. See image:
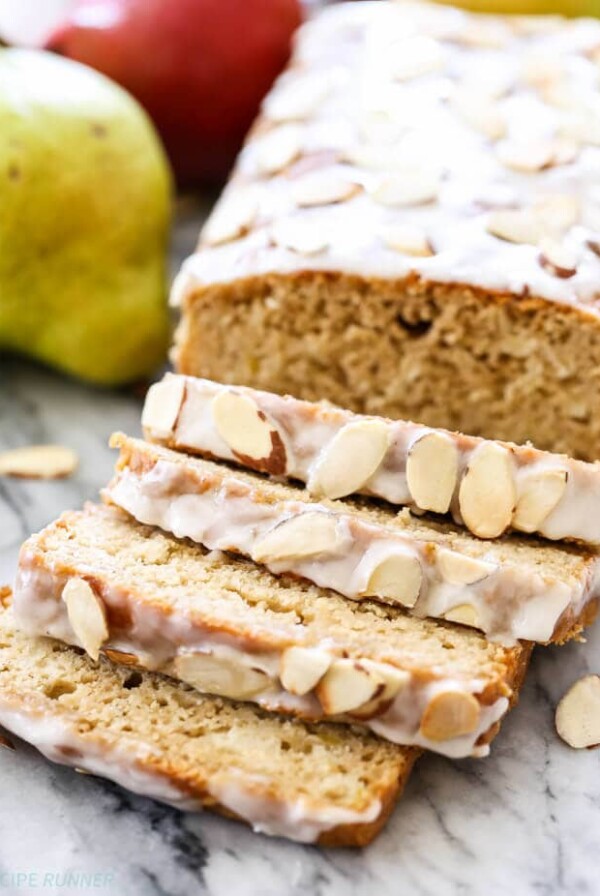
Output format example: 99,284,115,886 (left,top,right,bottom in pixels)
1,203,599,896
